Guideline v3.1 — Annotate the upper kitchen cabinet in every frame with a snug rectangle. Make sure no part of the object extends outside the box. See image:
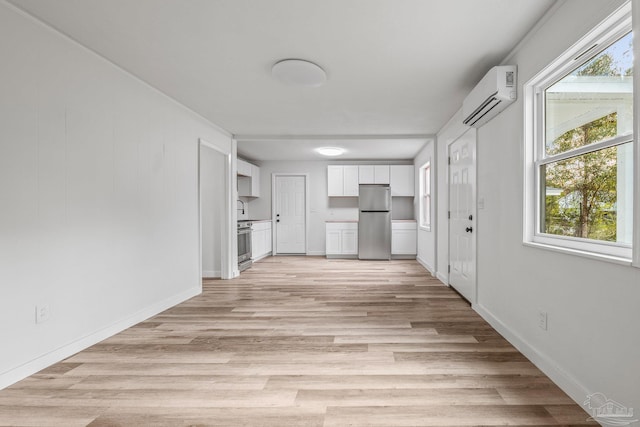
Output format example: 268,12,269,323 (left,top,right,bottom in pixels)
328,165,359,197
237,159,260,197
390,165,414,196
237,158,252,177
359,165,390,184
